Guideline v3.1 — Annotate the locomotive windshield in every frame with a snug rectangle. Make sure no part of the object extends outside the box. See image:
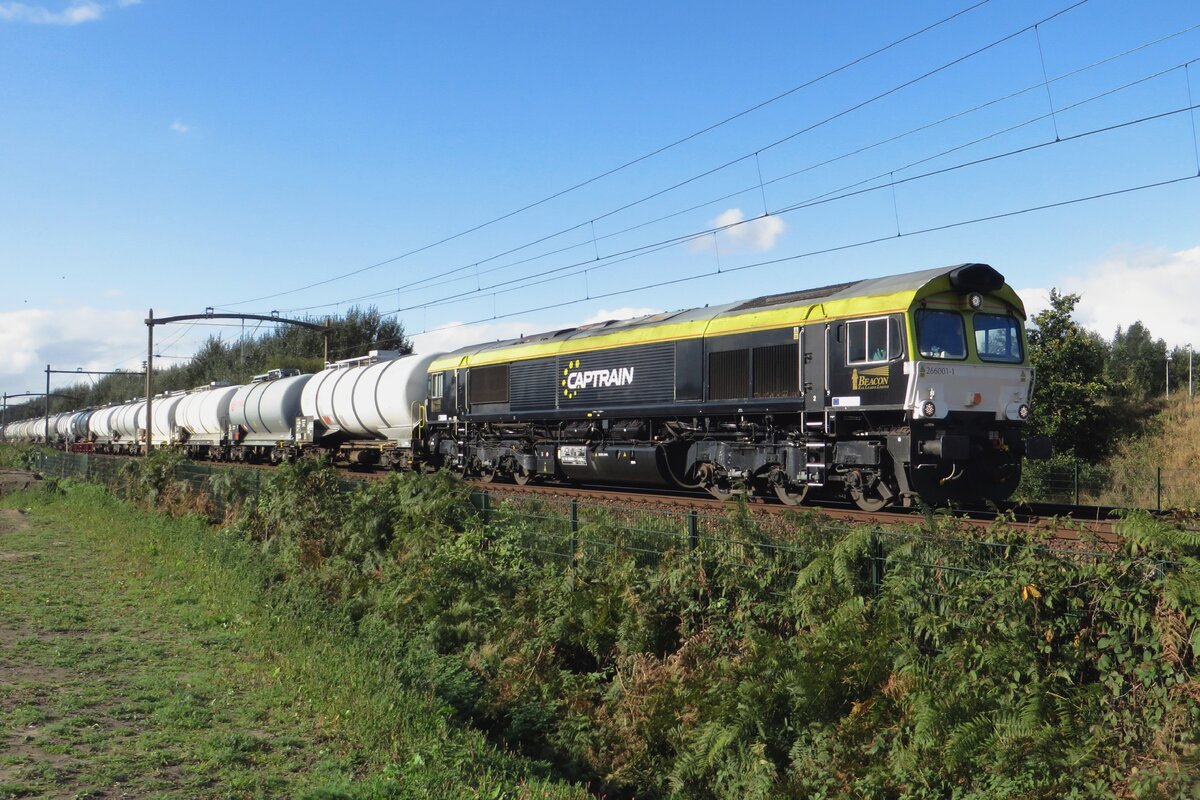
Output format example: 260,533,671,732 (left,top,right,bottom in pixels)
973,313,1023,363
916,309,966,359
